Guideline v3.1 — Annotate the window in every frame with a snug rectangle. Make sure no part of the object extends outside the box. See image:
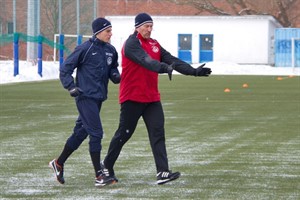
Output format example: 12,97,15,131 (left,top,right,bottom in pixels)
200,35,213,50
7,22,13,34
178,34,192,50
